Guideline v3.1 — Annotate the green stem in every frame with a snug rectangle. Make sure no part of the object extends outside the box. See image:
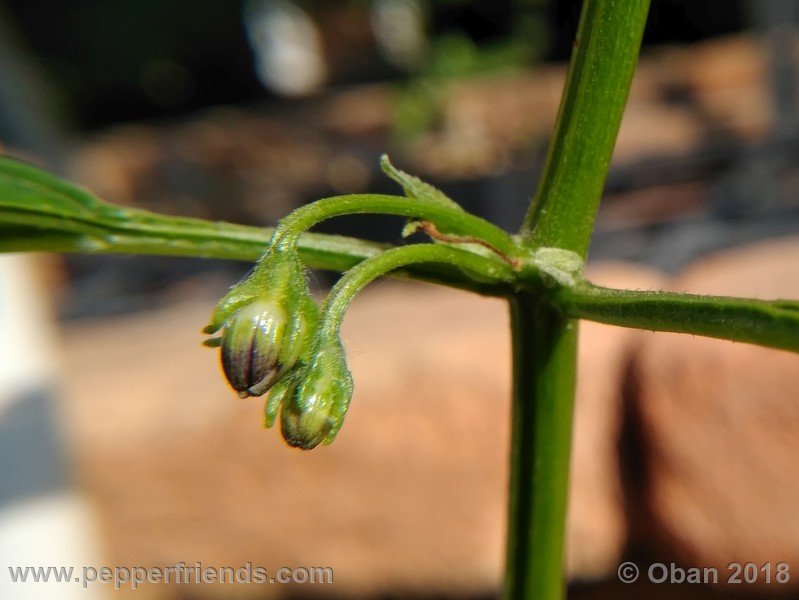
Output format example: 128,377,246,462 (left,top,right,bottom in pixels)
1,219,512,296
505,293,578,600
521,0,651,257
0,156,517,295
556,282,799,353
319,244,512,339
508,2,650,598
272,193,519,259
